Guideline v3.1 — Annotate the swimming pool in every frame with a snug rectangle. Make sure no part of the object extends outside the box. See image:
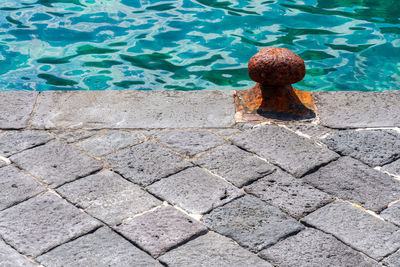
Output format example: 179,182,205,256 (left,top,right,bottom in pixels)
0,0,399,91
